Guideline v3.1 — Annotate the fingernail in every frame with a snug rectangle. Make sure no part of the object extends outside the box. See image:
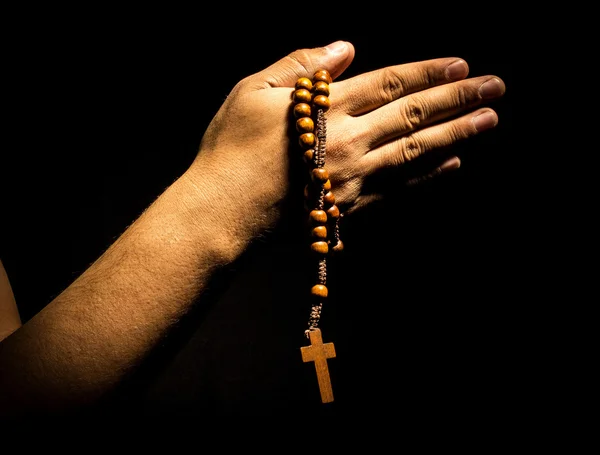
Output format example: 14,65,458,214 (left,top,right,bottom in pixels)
440,156,461,171
473,111,498,132
479,78,505,99
445,60,468,81
325,41,348,54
